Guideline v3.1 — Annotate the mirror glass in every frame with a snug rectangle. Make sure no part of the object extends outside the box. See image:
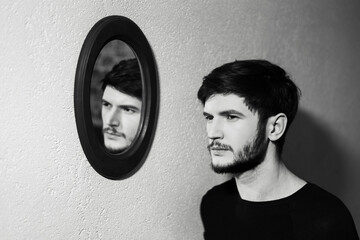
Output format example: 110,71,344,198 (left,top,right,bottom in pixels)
90,40,142,154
